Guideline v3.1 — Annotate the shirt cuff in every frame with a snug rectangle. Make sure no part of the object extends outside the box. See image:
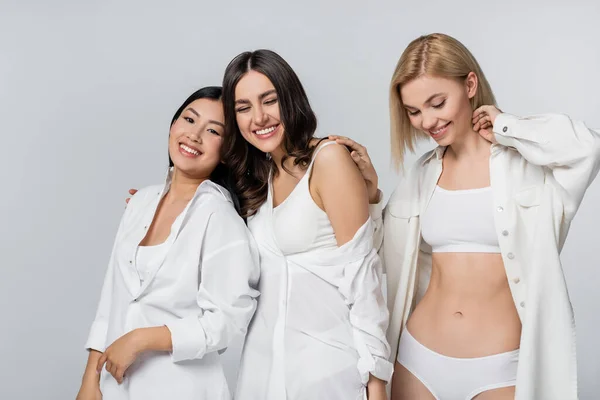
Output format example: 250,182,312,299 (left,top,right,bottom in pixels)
357,354,394,384
368,189,383,219
85,320,108,352
166,317,207,363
